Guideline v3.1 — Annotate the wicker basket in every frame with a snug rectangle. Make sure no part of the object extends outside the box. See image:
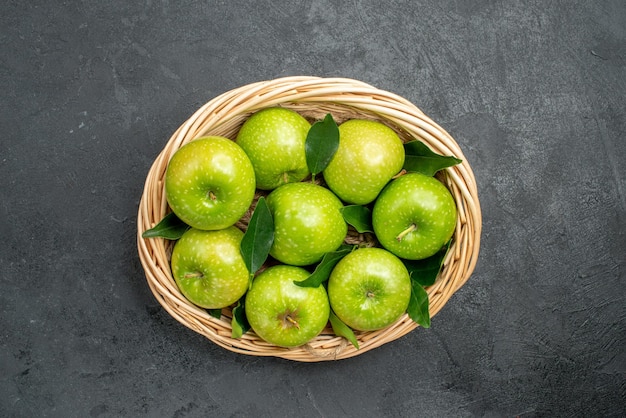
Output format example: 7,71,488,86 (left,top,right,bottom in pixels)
137,76,482,362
